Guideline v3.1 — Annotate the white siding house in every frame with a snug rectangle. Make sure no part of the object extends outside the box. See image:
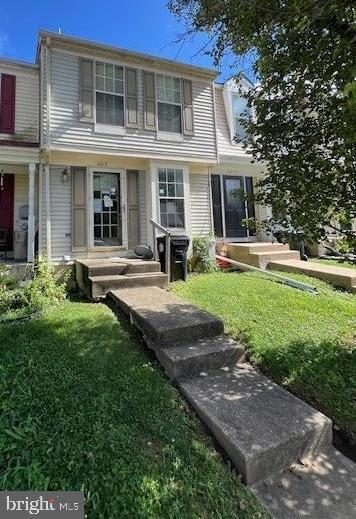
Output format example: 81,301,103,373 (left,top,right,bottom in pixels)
37,31,218,262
